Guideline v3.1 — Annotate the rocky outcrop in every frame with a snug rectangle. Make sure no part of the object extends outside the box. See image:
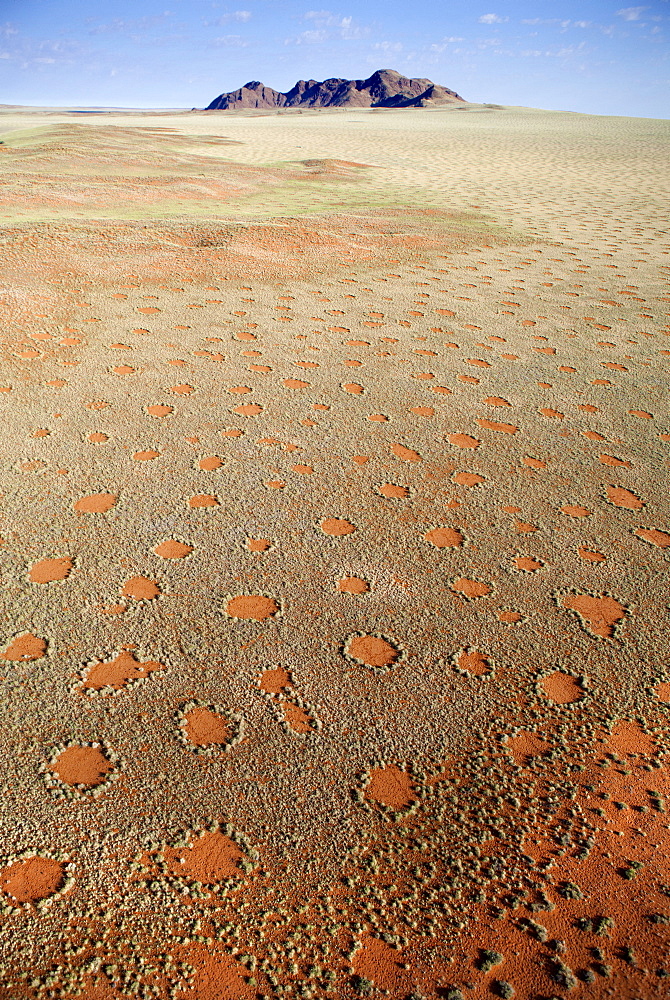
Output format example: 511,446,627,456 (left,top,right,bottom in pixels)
205,69,465,110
